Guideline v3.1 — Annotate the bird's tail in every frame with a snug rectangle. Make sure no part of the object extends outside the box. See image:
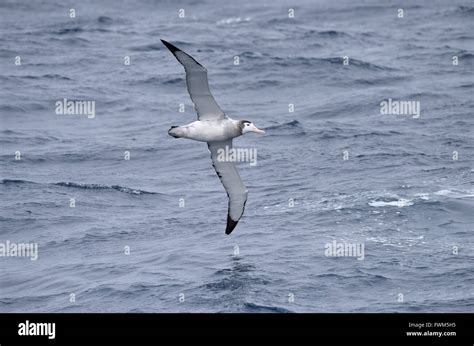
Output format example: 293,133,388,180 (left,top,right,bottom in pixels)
168,126,184,138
